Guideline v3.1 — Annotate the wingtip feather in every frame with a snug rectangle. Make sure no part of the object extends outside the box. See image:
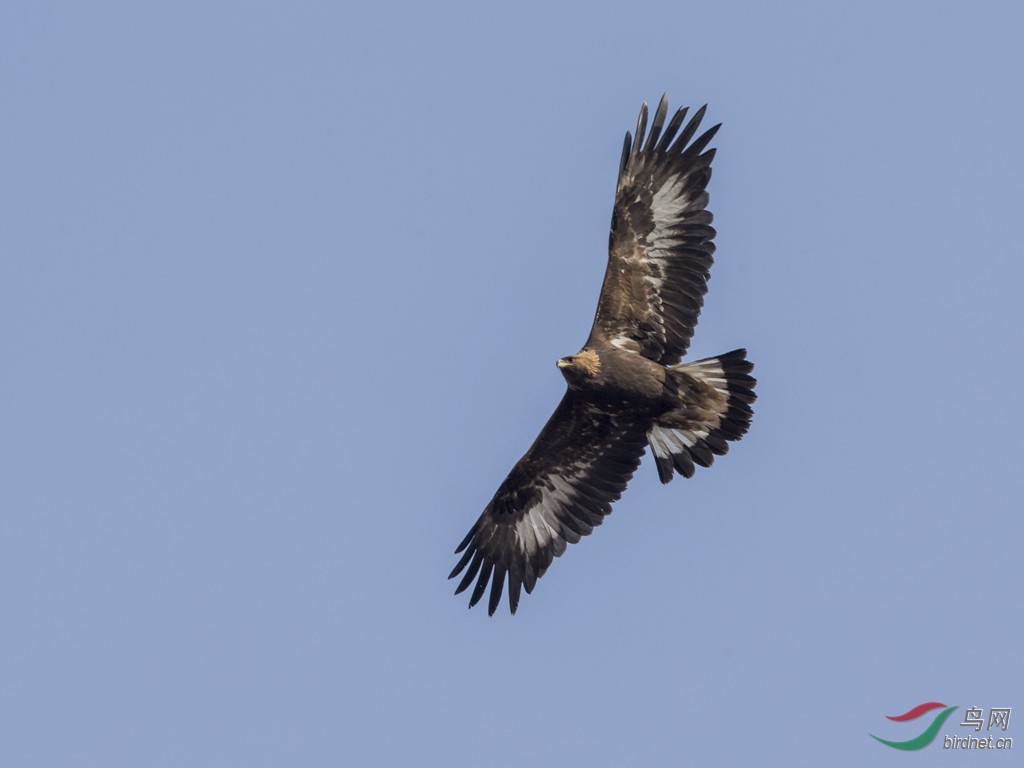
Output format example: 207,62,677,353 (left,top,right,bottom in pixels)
646,94,670,154
618,131,632,180
469,560,494,609
453,550,483,595
630,102,648,166
487,565,507,616
508,574,522,615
